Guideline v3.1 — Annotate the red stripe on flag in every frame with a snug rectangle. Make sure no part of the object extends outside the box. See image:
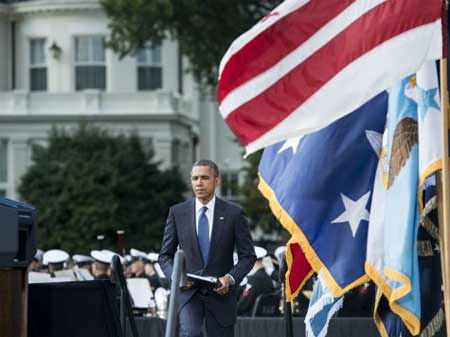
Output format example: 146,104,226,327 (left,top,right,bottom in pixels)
218,0,357,104
287,241,312,297
224,0,442,145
